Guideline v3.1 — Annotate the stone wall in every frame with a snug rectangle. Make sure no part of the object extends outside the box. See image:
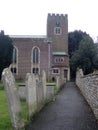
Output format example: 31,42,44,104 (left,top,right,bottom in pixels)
76,69,98,119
